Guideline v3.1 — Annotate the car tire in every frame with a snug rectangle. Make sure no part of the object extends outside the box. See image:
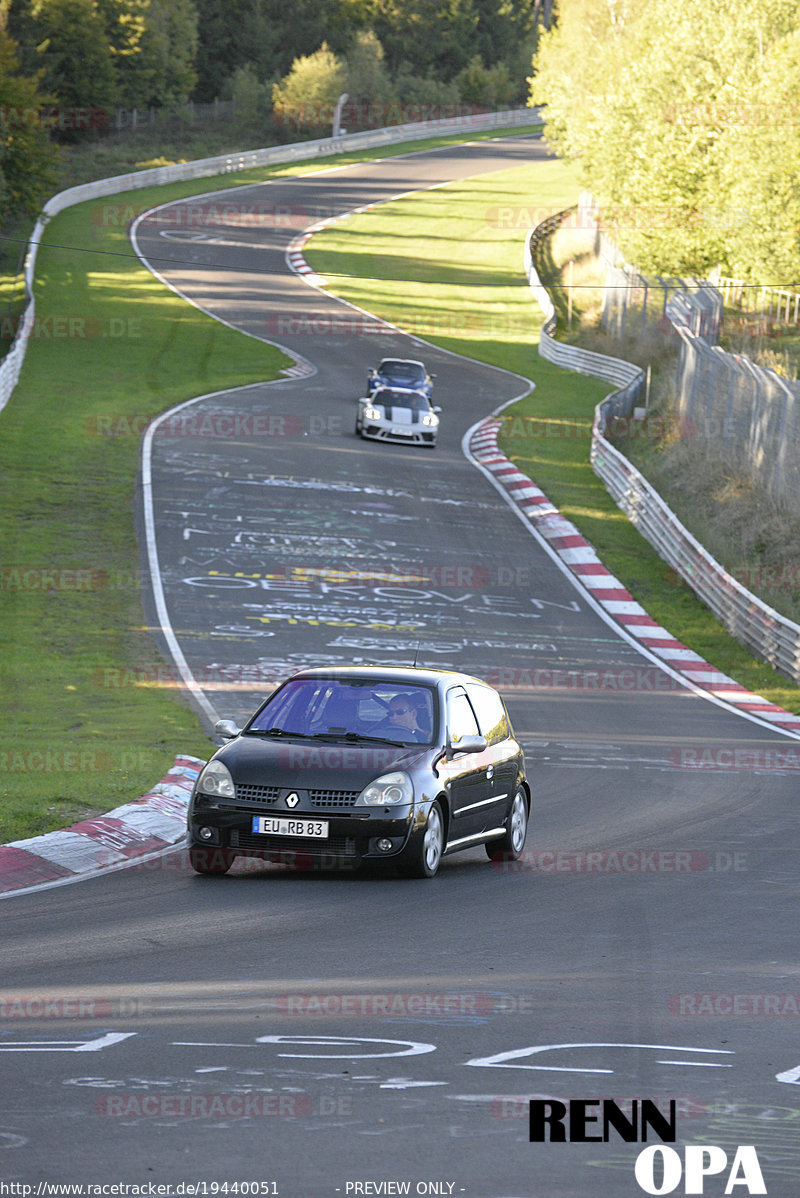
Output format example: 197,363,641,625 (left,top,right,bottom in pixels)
400,800,444,878
486,788,528,862
189,845,235,875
